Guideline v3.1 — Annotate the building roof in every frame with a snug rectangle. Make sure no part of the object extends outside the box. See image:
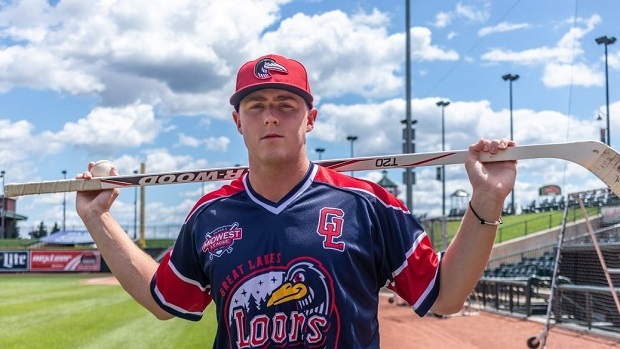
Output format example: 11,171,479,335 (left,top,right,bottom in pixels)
377,170,398,188
0,209,28,221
